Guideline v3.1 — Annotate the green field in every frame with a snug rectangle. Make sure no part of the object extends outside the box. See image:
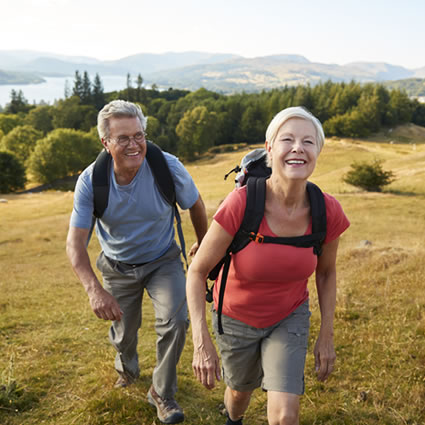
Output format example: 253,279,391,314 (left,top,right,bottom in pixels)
1,135,424,424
